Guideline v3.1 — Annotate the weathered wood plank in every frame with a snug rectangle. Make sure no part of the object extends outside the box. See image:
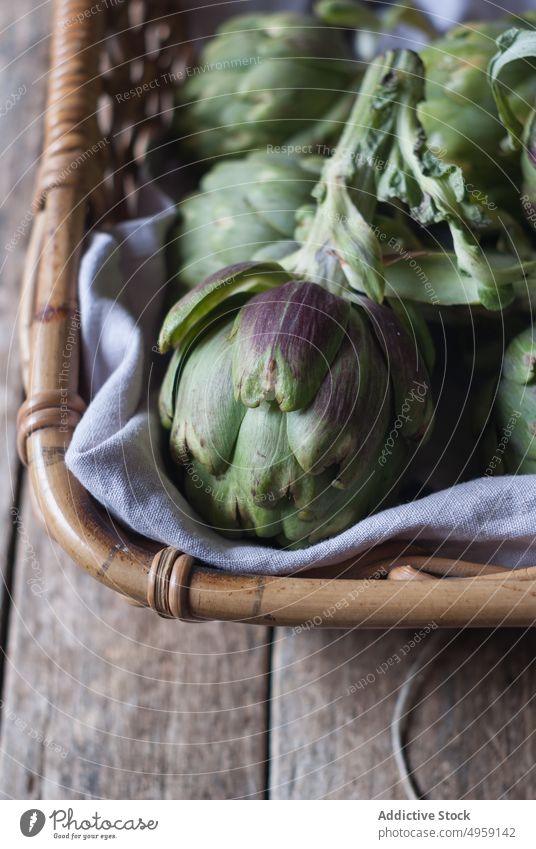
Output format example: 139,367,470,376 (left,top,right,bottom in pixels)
269,627,536,799
406,629,536,800
0,485,271,799
269,627,425,799
0,0,50,678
